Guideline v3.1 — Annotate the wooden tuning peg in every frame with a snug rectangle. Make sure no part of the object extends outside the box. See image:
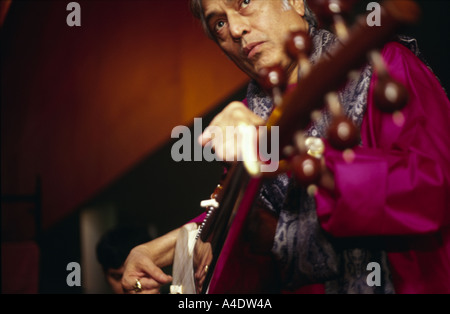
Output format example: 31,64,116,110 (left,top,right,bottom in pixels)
258,65,288,106
369,50,409,112
374,74,409,113
292,153,322,186
324,92,359,150
327,115,360,150
308,0,358,40
308,0,358,22
285,30,312,58
285,30,312,76
290,132,324,187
